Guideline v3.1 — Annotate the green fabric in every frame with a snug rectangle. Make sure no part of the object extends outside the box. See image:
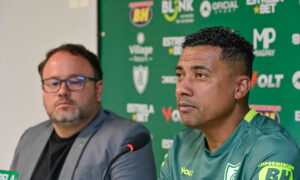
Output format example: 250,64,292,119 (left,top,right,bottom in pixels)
244,108,258,122
160,109,300,180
